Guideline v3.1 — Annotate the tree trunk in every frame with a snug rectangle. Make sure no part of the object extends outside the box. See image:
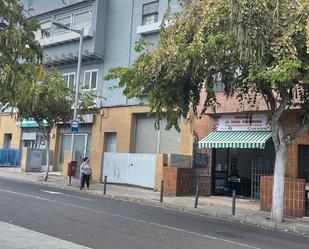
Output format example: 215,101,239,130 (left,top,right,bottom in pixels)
271,142,287,223
44,133,50,181
271,119,287,223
